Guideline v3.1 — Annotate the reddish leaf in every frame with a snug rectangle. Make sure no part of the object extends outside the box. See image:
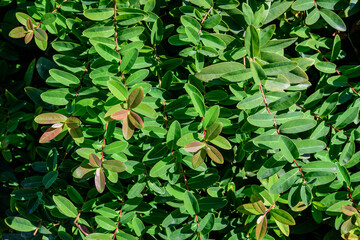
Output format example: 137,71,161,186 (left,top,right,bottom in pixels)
68,127,84,143
256,215,267,240
251,198,266,214
205,122,223,141
73,164,95,178
95,167,105,193
111,109,129,120
128,111,144,129
128,87,144,109
65,116,81,129
205,145,224,164
24,32,33,44
184,141,205,153
39,126,63,143
192,148,206,168
34,113,67,124
342,205,358,216
34,28,48,41
122,116,135,140
9,26,27,38
103,160,126,172
89,153,101,167
26,18,33,30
